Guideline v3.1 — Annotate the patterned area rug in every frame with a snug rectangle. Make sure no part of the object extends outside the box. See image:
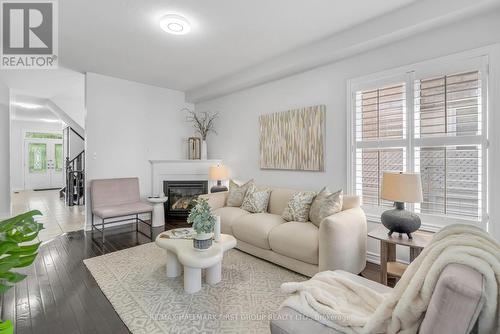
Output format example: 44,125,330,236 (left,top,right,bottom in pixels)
84,243,306,334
